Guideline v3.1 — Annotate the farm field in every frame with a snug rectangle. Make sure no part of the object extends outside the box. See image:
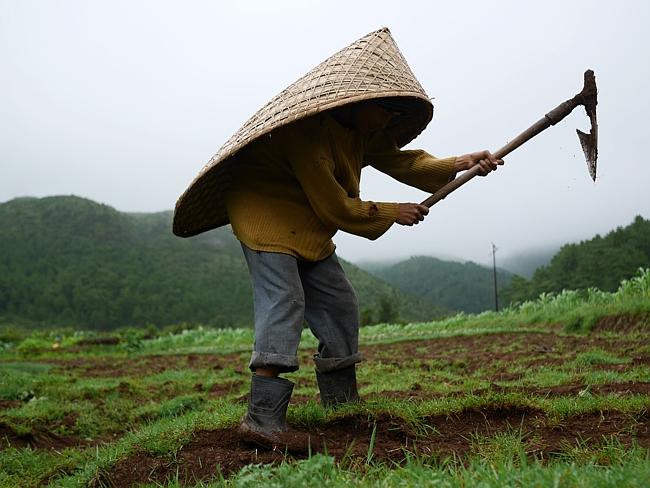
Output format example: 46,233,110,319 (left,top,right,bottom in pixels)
1,271,649,487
